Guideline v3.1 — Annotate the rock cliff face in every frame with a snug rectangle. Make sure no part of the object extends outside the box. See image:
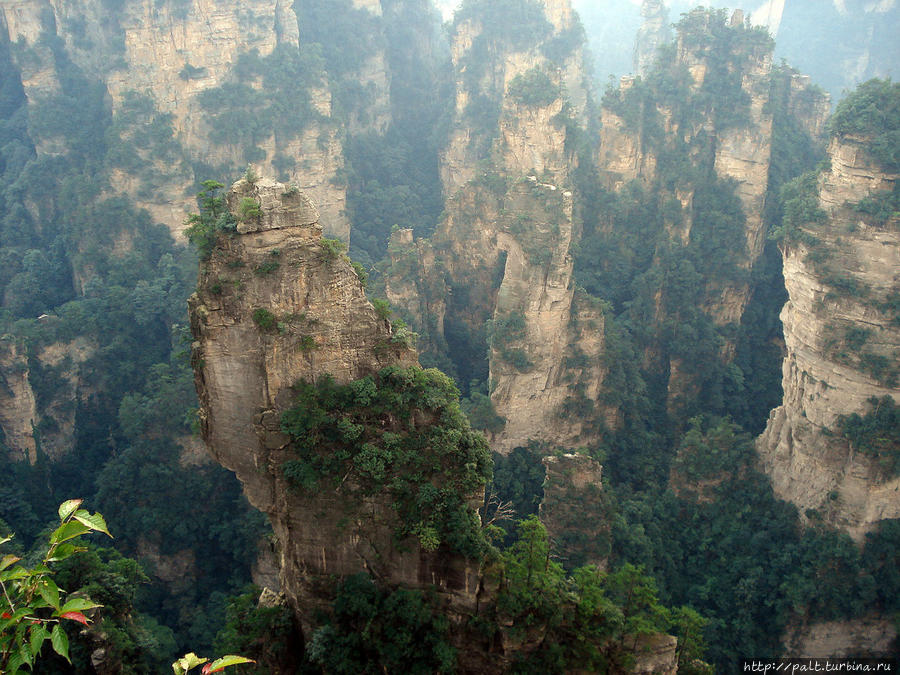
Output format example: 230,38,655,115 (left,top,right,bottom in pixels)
440,0,588,196
0,341,37,462
633,0,669,77
0,0,365,241
0,337,93,463
757,135,900,541
387,0,615,454
539,452,610,569
785,614,898,658
189,177,483,633
597,11,830,415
